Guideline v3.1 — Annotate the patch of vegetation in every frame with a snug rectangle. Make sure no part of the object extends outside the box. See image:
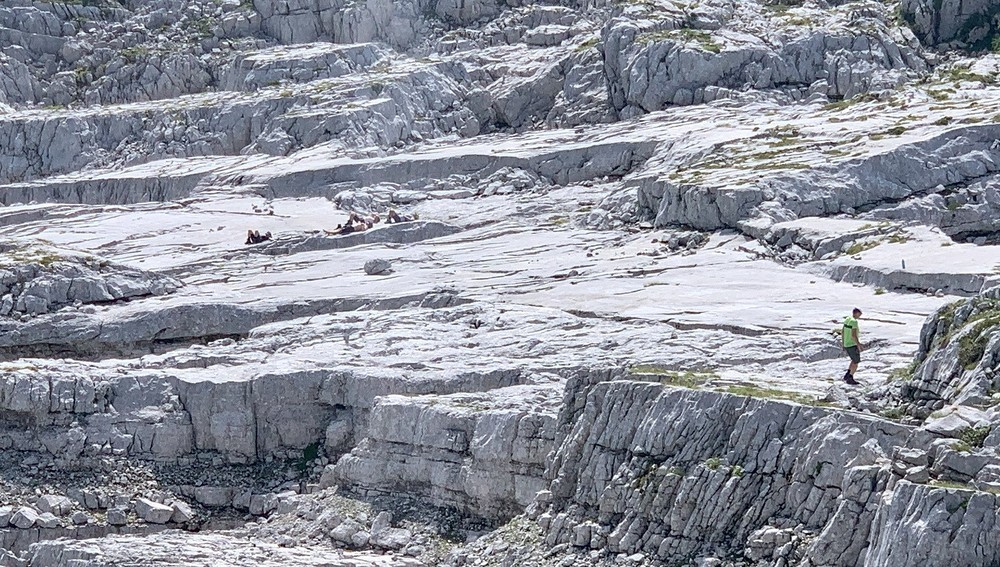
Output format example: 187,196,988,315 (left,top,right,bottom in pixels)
0,247,67,268
951,440,973,453
638,28,722,53
784,16,814,26
824,99,854,111
452,400,491,412
960,426,991,448
887,360,919,381
667,466,685,476
844,240,880,255
945,65,996,84
634,461,660,490
0,363,38,373
721,384,820,406
121,45,150,63
731,465,744,477
296,441,320,472
874,287,886,295
194,17,215,37
73,66,89,85
632,365,719,389
934,300,964,347
575,37,600,52
705,457,722,471
927,89,950,101
756,162,811,171
931,479,975,491
887,232,911,244
958,310,1000,370
880,406,906,420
